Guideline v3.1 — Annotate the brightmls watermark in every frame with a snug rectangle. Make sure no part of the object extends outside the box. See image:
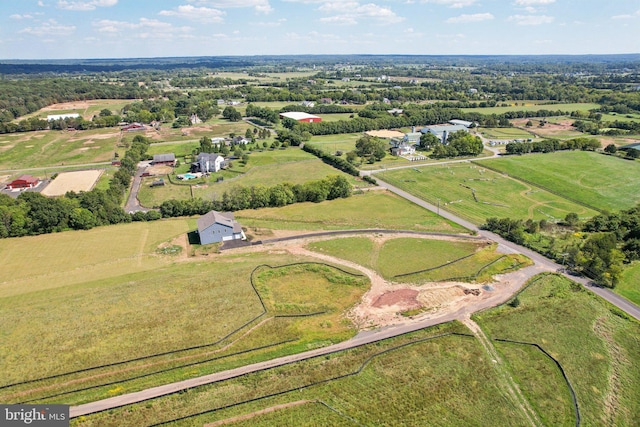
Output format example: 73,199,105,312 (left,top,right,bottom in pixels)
1,405,69,426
